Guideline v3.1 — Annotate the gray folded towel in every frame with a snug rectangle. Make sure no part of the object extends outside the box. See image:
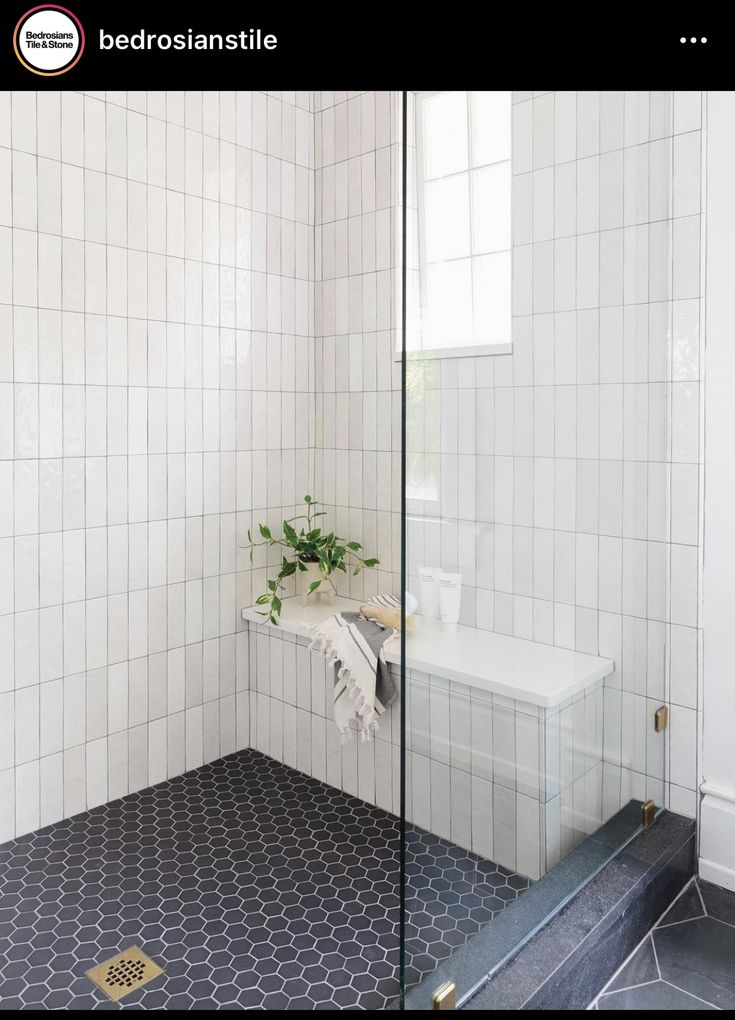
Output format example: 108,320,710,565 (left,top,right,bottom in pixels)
309,595,399,741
